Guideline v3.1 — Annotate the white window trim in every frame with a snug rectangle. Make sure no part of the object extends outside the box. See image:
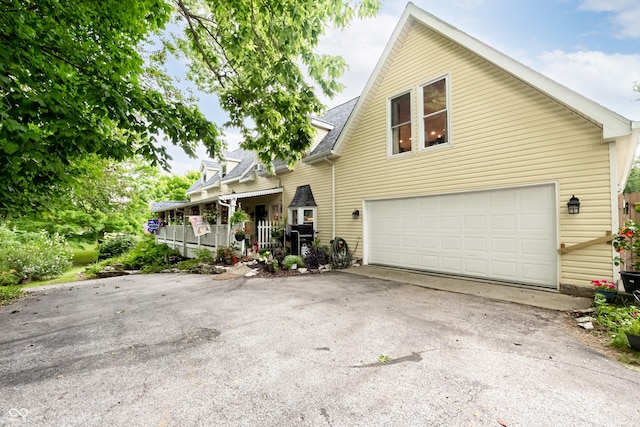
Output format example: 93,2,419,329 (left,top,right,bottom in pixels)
418,74,452,152
387,89,414,157
288,207,317,231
